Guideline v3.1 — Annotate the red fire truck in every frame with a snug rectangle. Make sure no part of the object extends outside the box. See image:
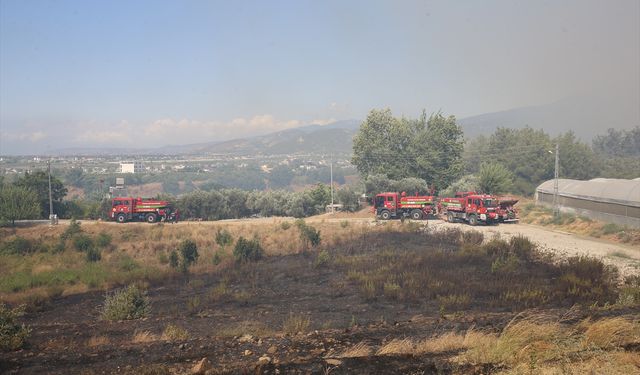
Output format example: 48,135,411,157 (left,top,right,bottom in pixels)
373,192,437,220
110,197,178,223
439,192,499,225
